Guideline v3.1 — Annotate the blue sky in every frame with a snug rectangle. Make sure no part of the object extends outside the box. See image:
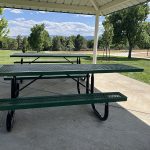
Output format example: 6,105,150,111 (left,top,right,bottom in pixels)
3,8,104,37
2,3,150,37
